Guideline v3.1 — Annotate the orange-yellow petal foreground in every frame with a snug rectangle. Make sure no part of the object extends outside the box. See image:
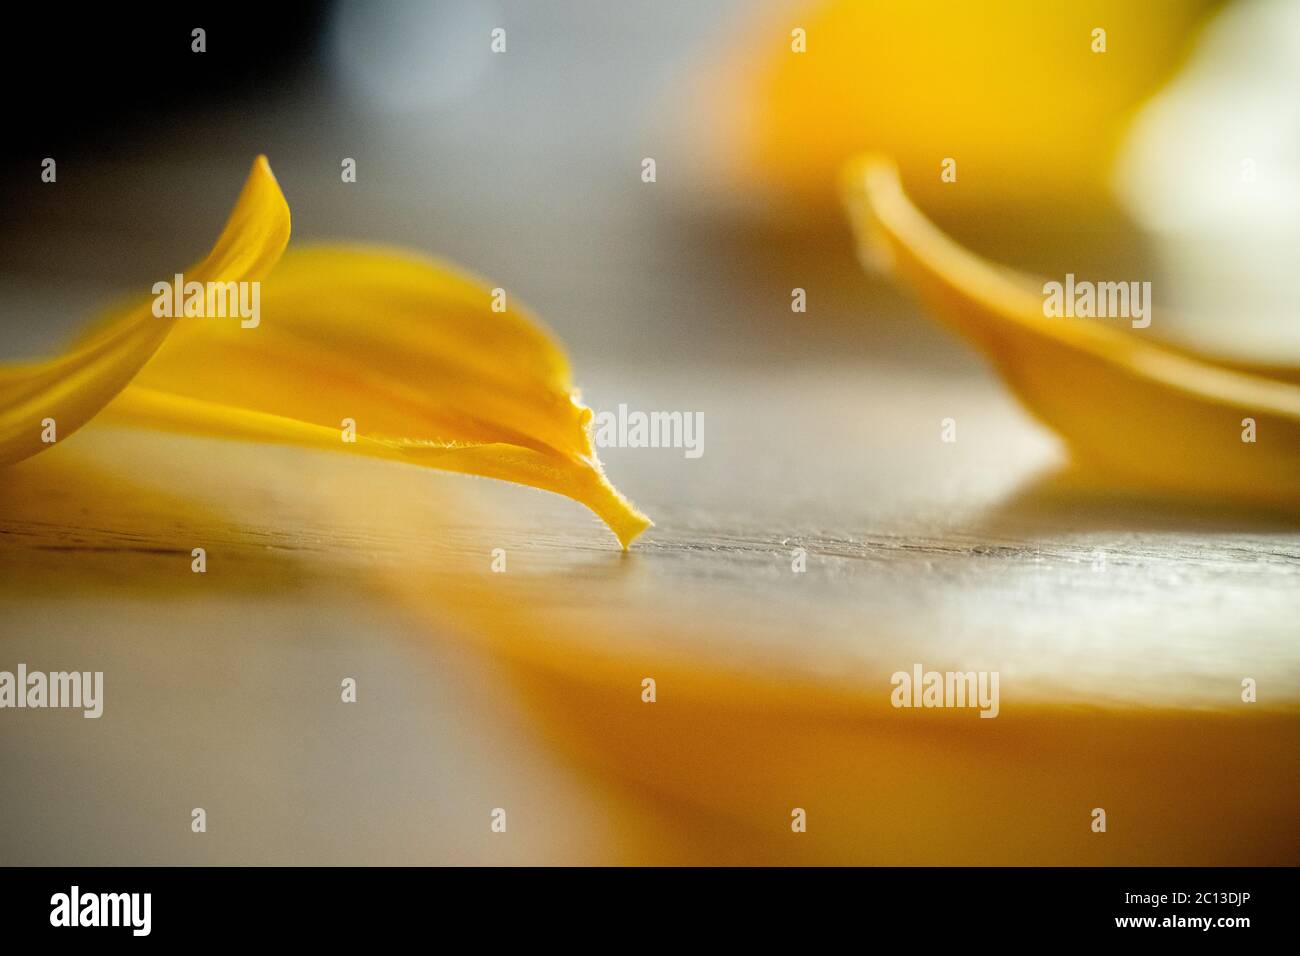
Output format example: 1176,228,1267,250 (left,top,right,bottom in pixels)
1,159,650,549
842,156,1300,510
